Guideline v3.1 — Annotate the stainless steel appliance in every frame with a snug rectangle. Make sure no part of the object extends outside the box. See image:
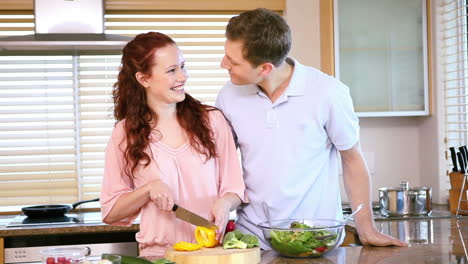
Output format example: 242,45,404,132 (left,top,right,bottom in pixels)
5,242,137,264
379,181,432,216
342,204,452,221
3,212,139,263
0,0,131,51
6,213,102,228
342,201,452,246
